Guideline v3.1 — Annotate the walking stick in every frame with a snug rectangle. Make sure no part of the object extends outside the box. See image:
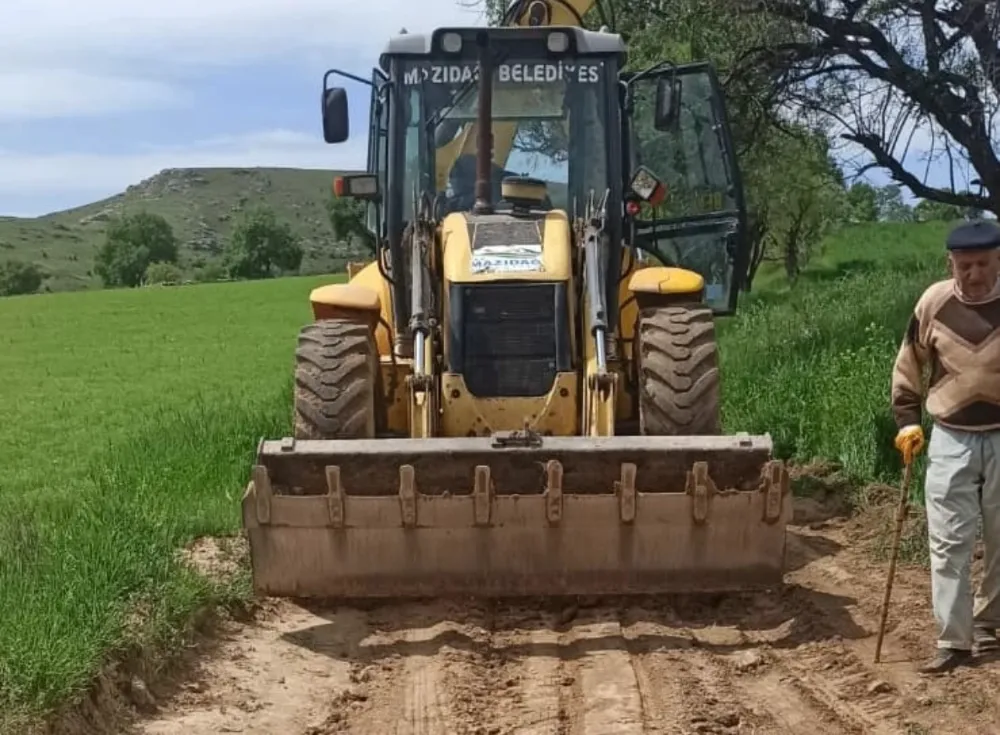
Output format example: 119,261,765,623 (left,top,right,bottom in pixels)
874,459,914,664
